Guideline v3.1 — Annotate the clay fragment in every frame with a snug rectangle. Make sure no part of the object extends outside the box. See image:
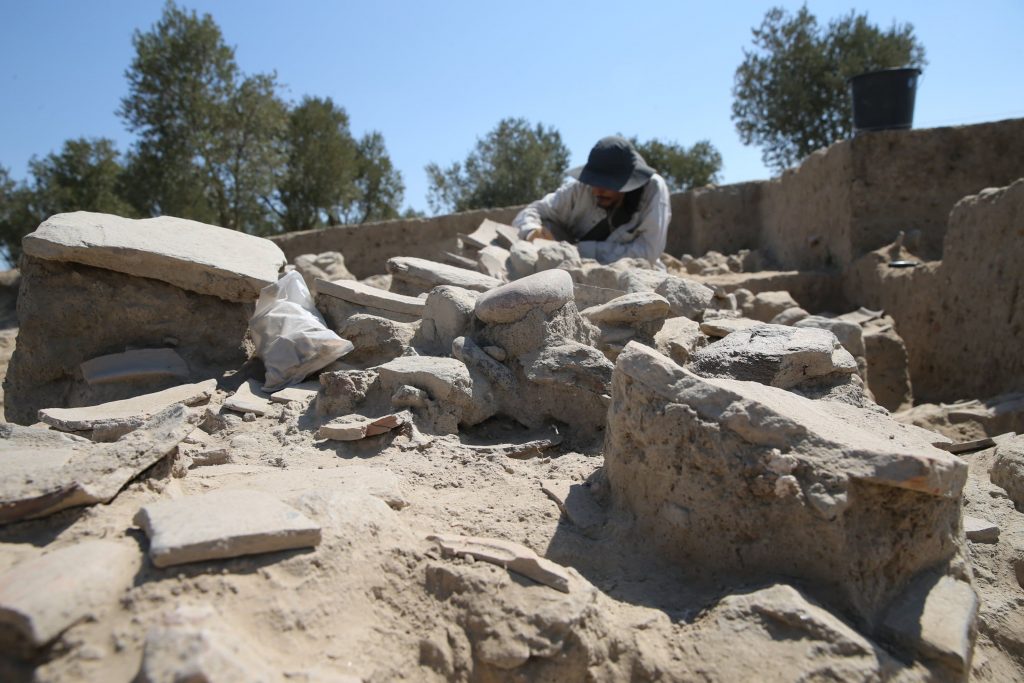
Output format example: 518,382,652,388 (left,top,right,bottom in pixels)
428,533,571,593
